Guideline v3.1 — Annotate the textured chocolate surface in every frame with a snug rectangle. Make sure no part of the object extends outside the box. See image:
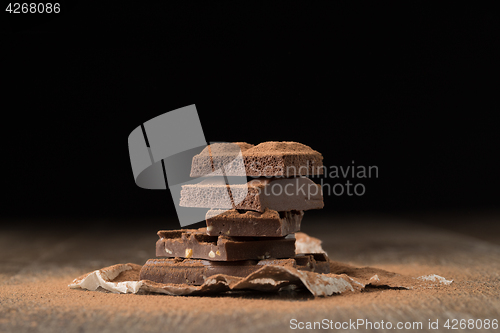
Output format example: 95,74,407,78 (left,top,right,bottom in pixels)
180,177,323,212
156,228,296,261
178,178,234,208
140,254,329,285
190,142,253,177
190,141,323,177
205,208,303,237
